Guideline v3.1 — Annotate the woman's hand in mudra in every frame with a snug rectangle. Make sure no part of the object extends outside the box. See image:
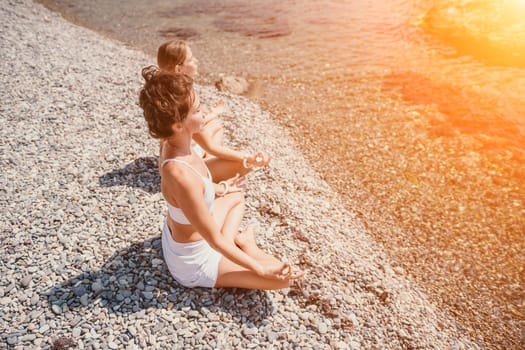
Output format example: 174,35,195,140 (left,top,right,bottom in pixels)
217,173,246,197
260,262,304,281
244,152,271,169
226,173,246,193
